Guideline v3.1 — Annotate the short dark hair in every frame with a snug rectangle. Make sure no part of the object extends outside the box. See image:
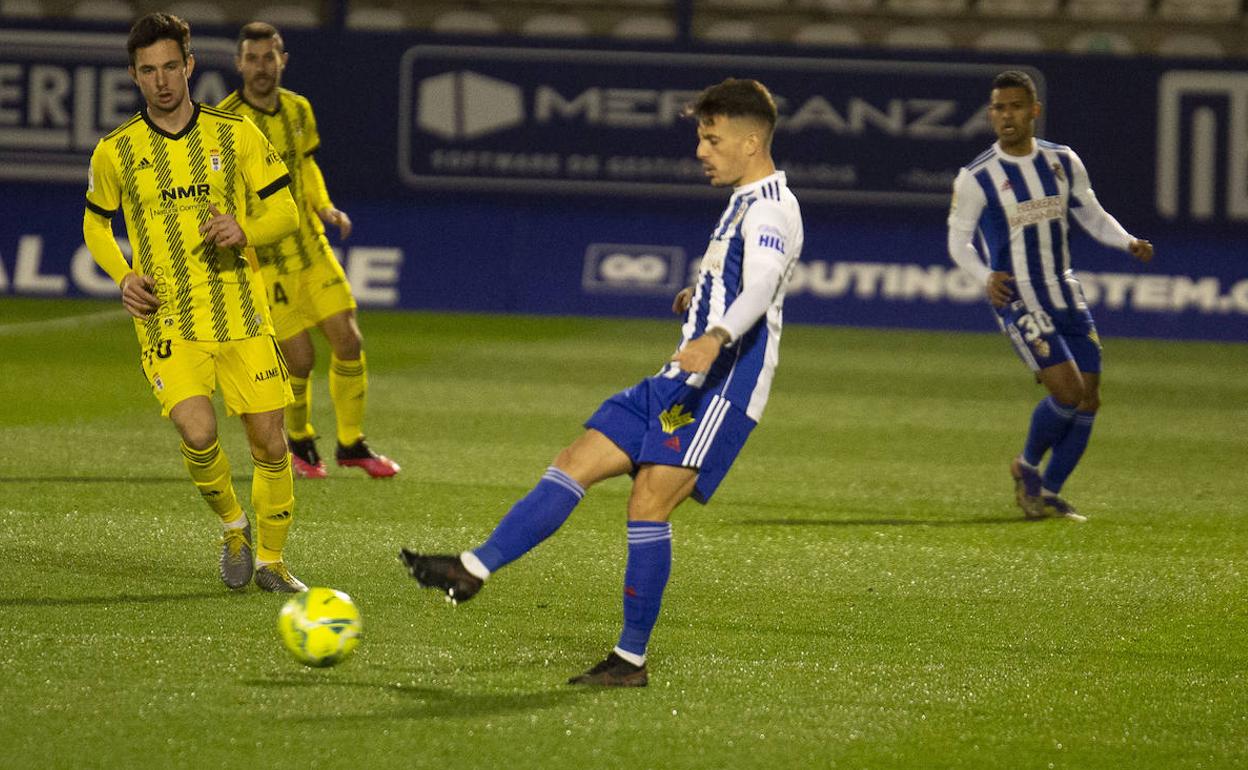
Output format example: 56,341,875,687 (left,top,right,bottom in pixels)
237,21,285,54
992,70,1037,102
127,13,191,67
685,78,778,134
